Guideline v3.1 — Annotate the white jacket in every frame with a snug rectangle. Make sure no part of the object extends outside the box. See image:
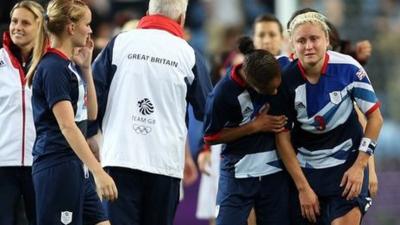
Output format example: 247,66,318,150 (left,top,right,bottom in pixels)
0,33,35,166
91,16,211,178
